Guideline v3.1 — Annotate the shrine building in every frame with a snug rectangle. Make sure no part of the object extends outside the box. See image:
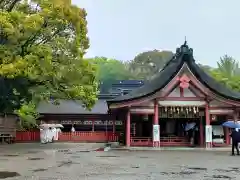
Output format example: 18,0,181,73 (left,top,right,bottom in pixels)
107,42,240,148
37,42,240,148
